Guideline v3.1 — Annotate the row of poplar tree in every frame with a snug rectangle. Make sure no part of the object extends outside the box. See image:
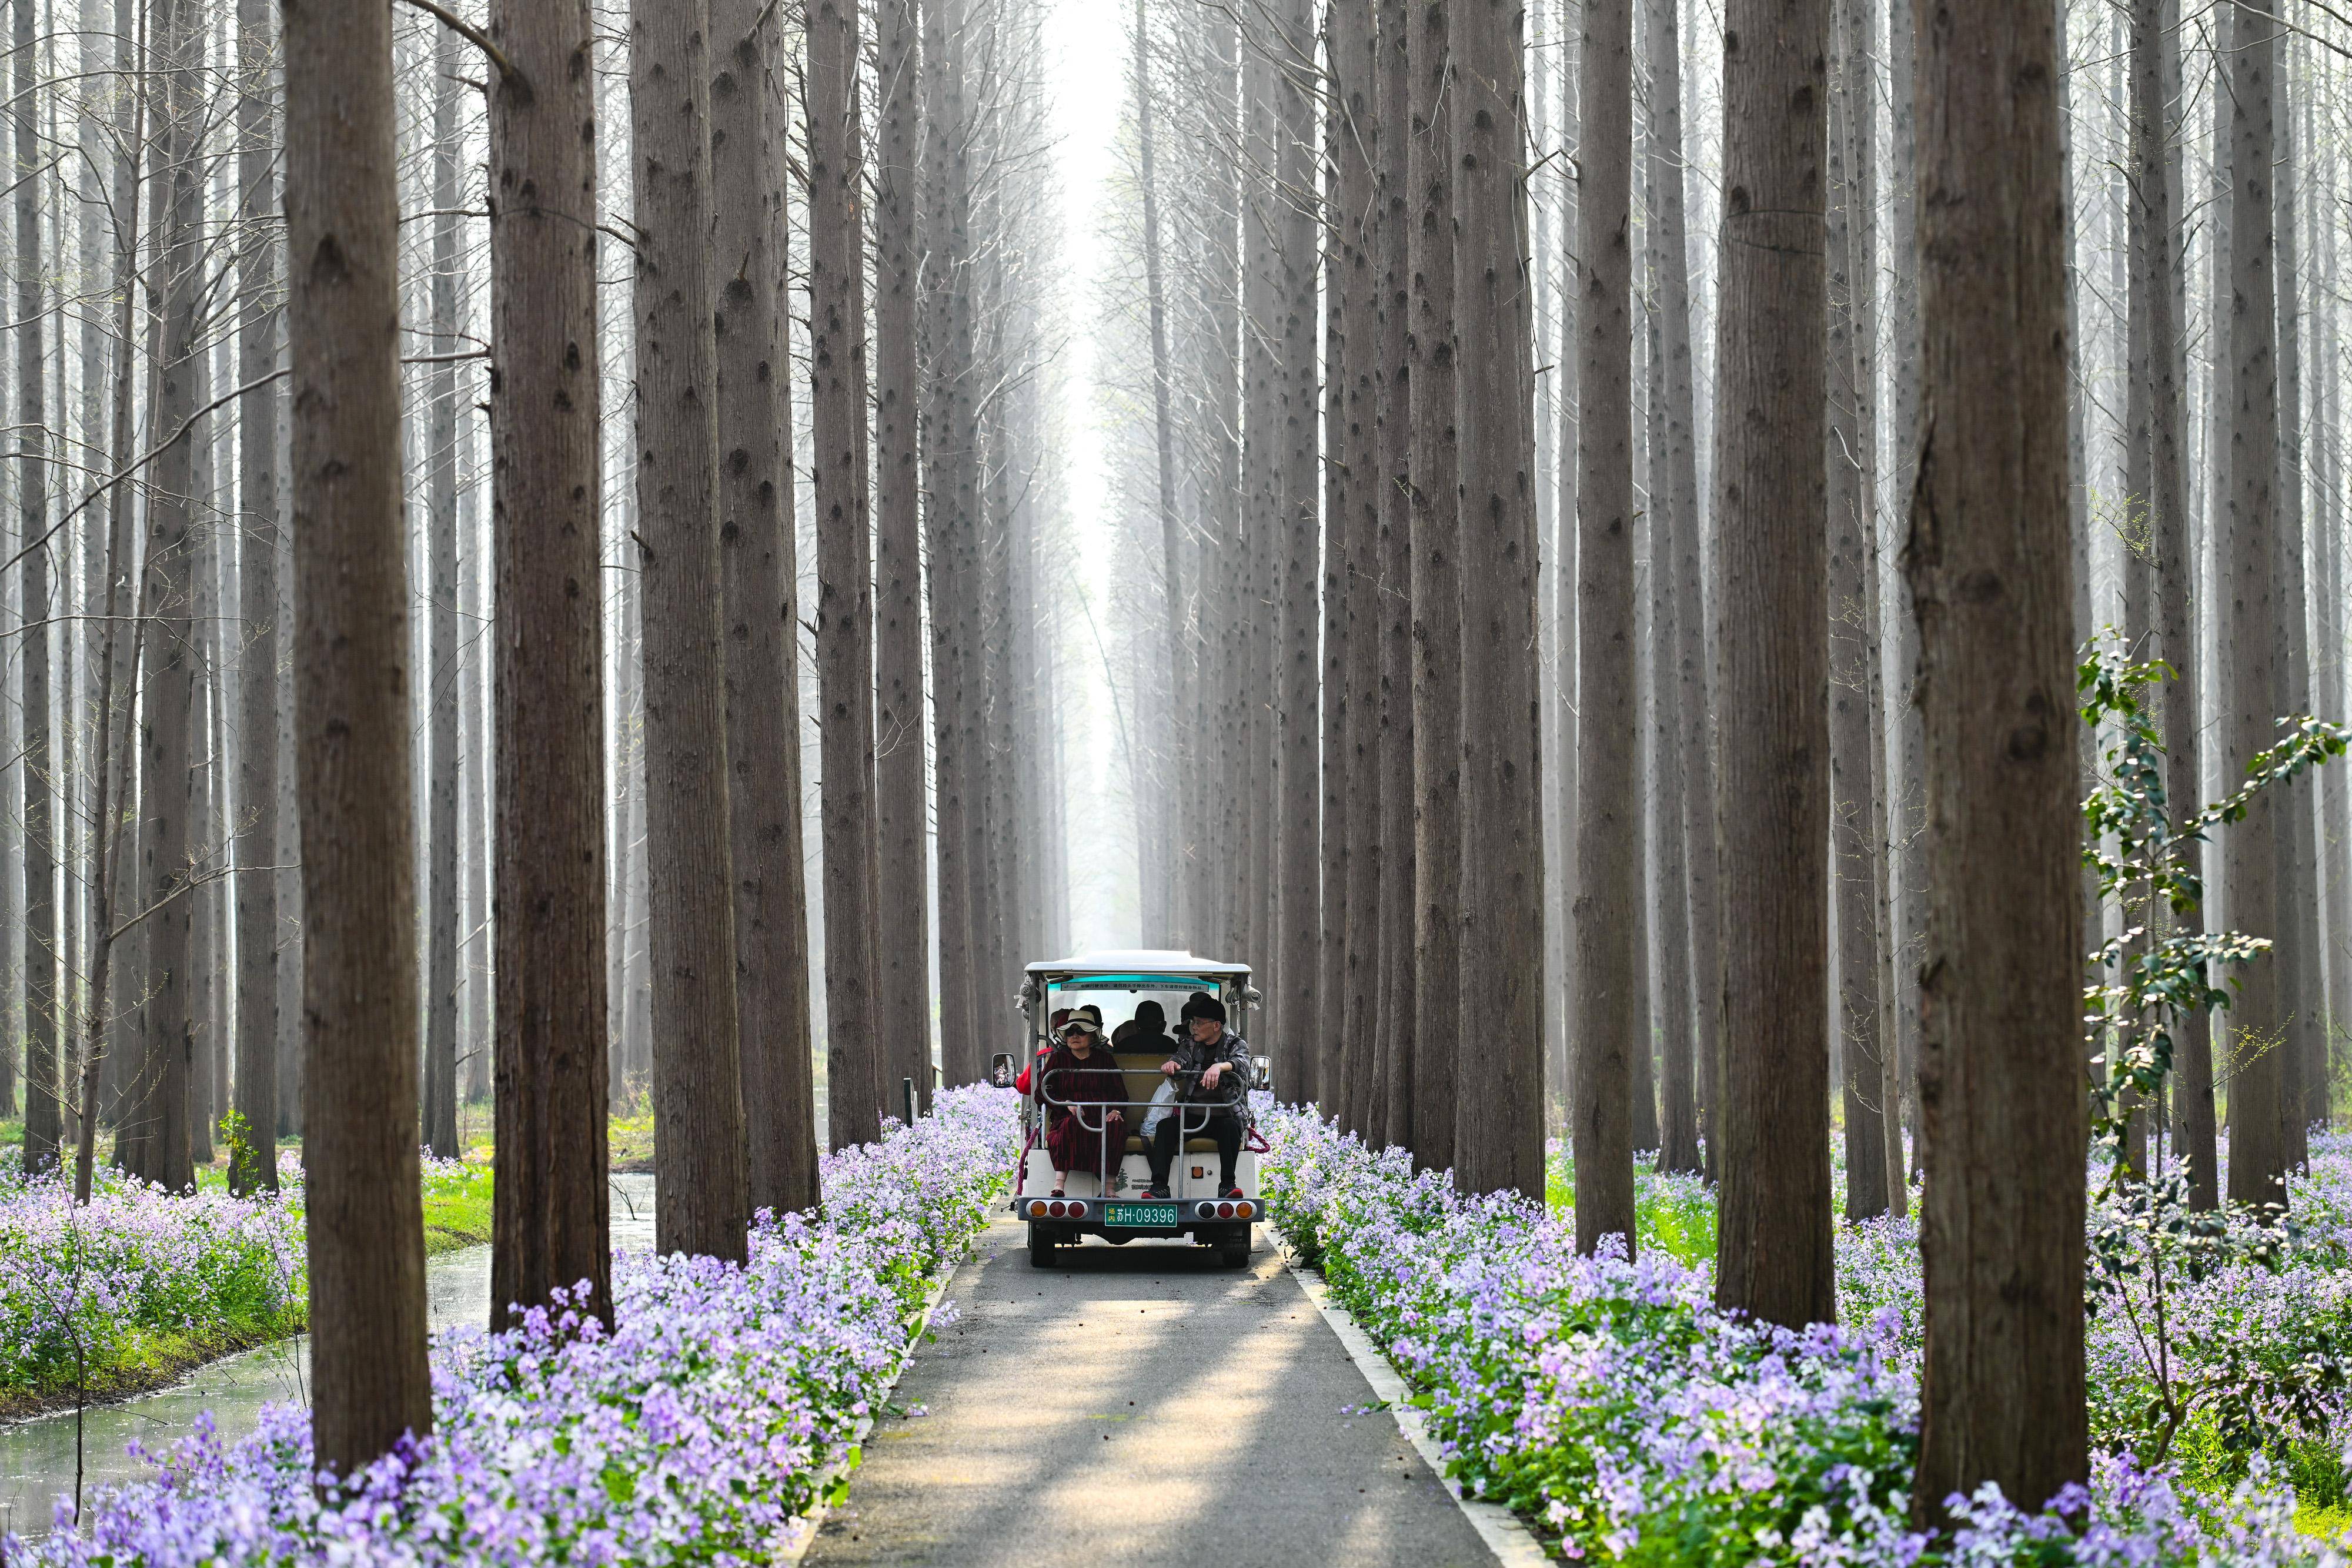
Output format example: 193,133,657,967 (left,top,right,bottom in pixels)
1090,0,2342,1527
0,0,1077,1231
